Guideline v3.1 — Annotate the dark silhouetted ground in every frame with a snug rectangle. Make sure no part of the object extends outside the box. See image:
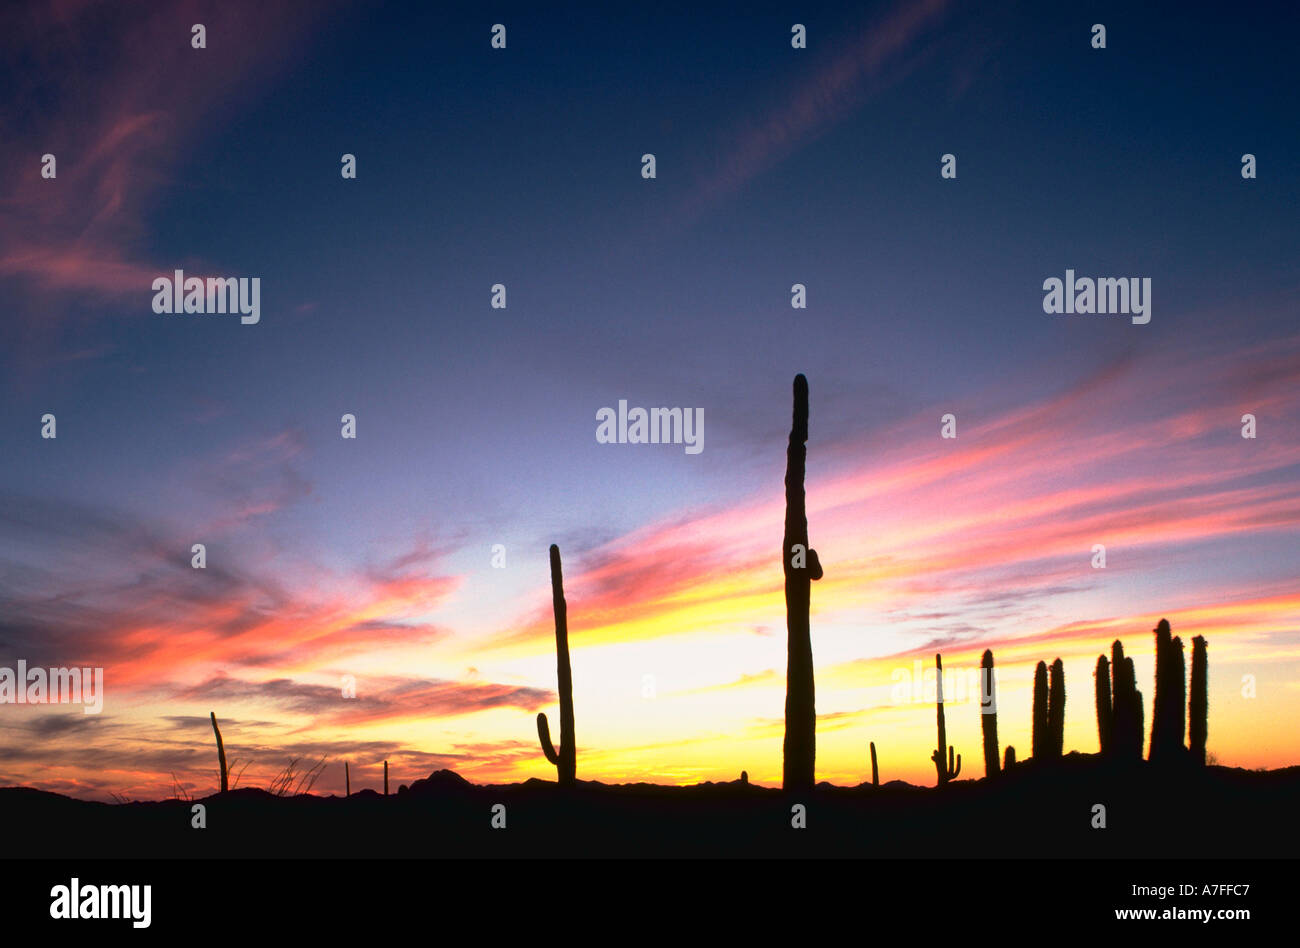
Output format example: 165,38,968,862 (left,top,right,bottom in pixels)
5,755,1296,858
